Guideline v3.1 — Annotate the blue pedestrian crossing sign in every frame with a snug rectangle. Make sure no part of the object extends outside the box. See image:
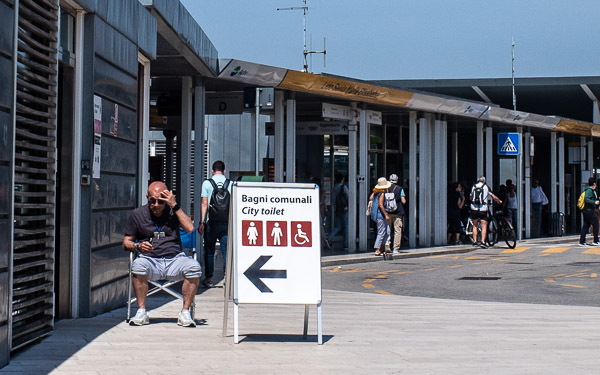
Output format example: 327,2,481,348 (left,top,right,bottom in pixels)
498,133,520,155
